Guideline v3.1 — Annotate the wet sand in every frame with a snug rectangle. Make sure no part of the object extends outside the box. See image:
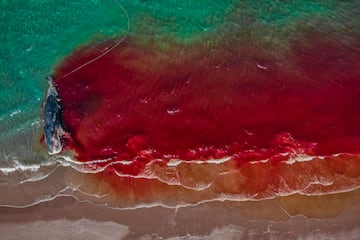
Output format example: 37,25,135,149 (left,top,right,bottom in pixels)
1,186,359,239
